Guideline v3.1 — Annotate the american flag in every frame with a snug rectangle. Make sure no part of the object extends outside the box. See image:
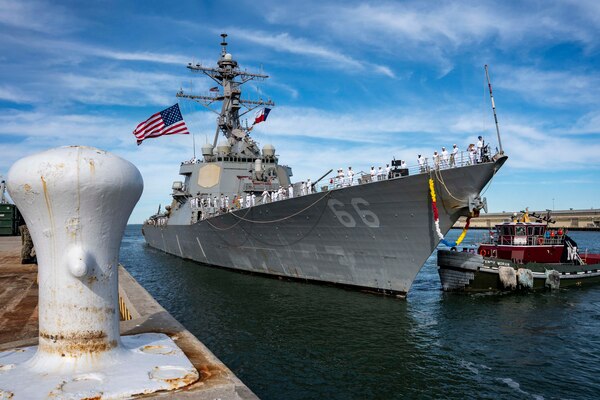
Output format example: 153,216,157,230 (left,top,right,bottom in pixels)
133,104,190,145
